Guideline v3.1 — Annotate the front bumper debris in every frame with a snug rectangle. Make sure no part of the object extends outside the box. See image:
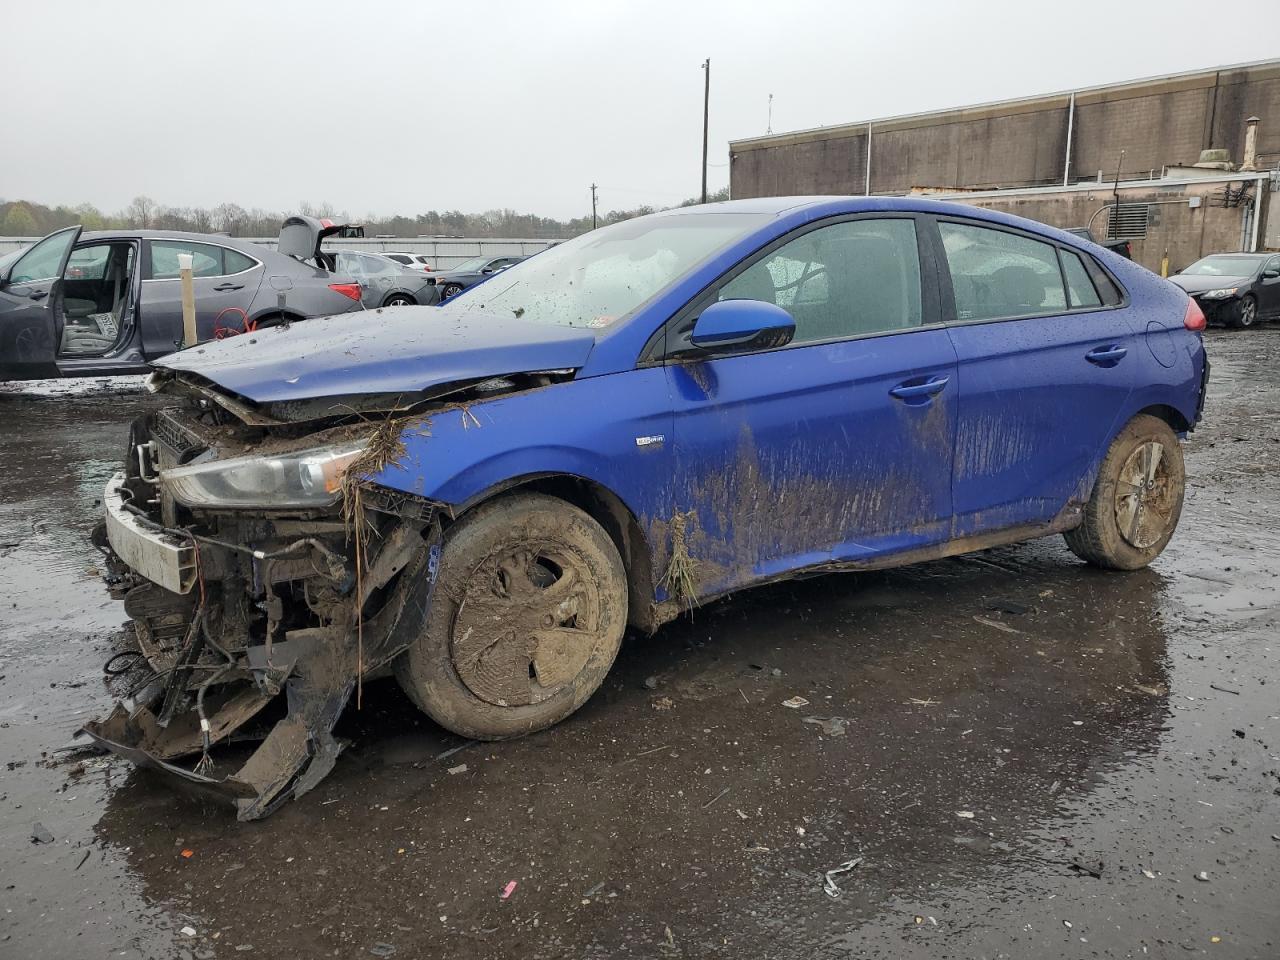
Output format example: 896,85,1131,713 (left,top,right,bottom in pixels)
83,450,442,819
